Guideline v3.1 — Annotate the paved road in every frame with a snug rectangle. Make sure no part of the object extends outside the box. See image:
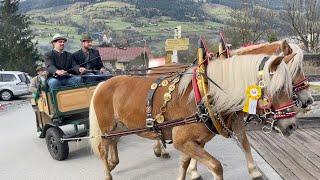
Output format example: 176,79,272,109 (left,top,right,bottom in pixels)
0,102,257,180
